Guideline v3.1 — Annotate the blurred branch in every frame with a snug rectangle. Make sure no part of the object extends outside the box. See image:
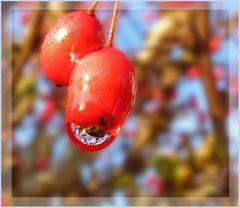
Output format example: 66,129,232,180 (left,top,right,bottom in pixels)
12,8,44,92
17,146,84,196
194,9,228,161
